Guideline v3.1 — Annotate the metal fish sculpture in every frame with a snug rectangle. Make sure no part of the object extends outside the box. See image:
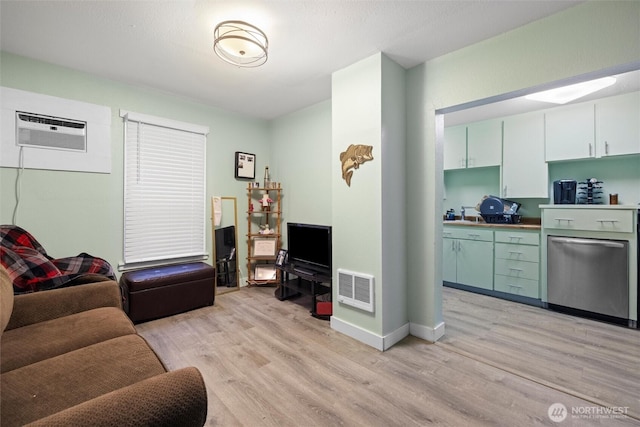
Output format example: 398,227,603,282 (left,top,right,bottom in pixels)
339,144,374,187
